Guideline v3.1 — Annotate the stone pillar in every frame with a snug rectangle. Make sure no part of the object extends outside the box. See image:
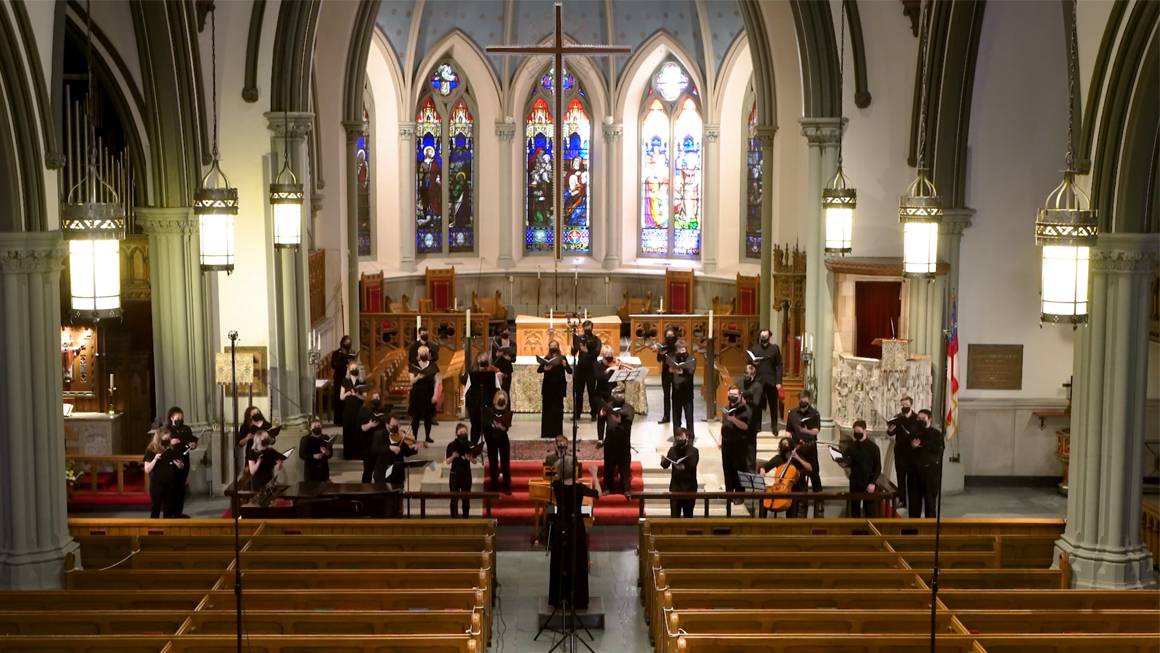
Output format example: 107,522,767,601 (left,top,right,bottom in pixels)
495,119,516,269
756,125,777,330
800,118,843,437
1055,232,1159,589
341,120,362,348
602,120,623,270
398,122,417,272
138,208,214,492
0,231,77,588
701,124,720,273
940,208,974,303
266,112,313,428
